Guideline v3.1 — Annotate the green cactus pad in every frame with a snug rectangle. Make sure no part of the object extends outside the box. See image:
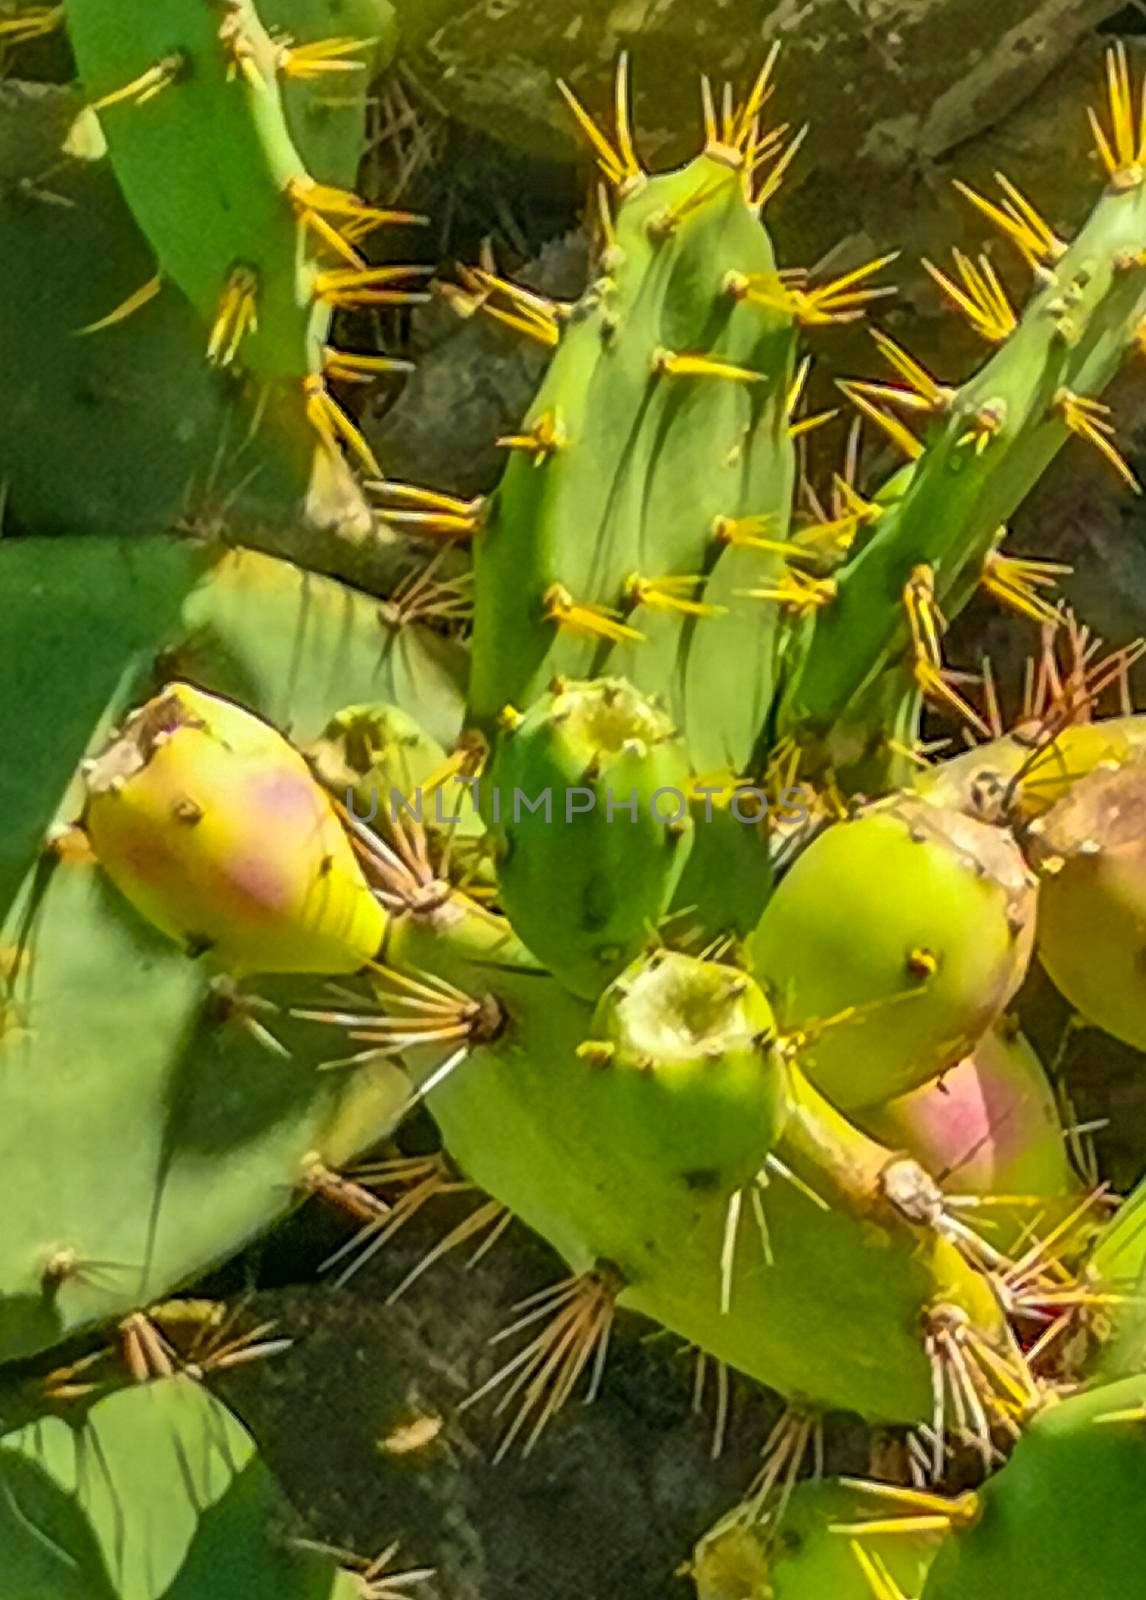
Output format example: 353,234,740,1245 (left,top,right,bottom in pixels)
389,893,1012,1424
467,138,797,780
0,1375,359,1598
921,1377,1146,1599
783,150,1146,748
64,0,330,382
750,796,1037,1110
486,677,694,997
0,843,407,1362
1027,757,1146,1052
